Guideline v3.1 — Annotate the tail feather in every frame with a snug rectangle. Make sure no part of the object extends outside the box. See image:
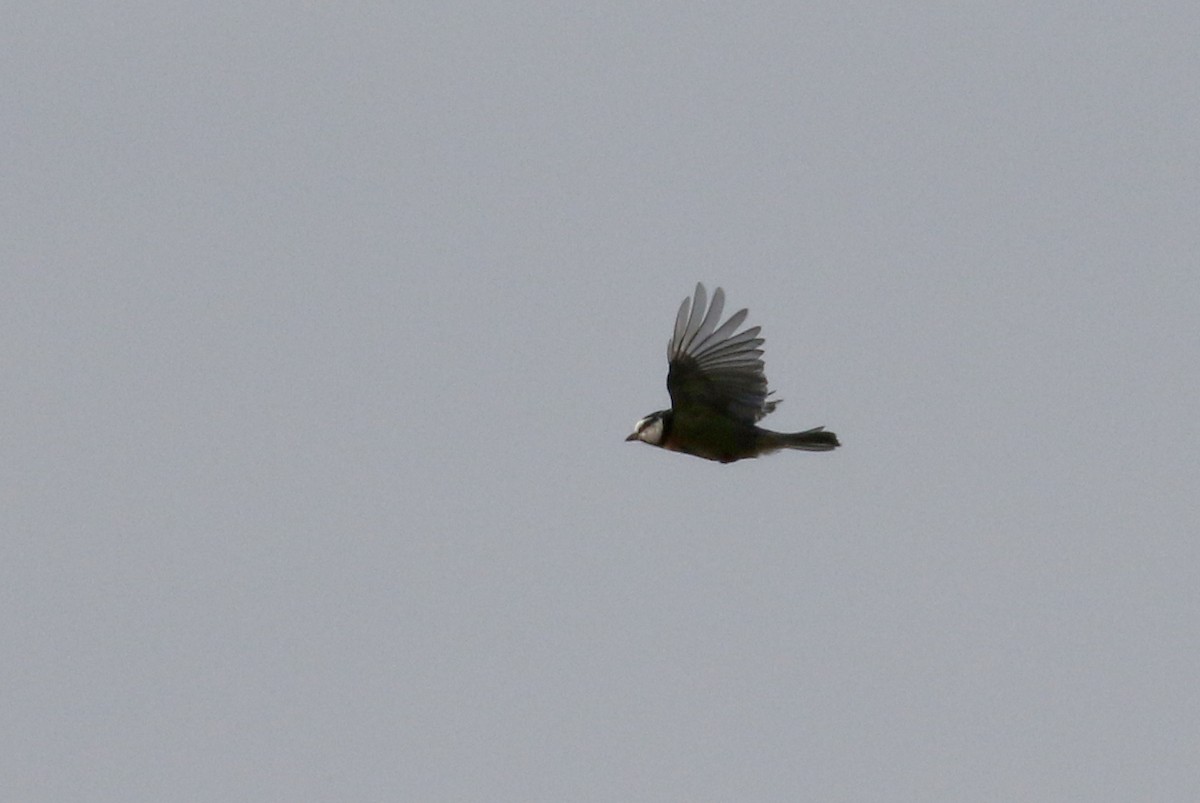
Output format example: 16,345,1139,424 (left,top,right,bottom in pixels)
779,426,840,452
